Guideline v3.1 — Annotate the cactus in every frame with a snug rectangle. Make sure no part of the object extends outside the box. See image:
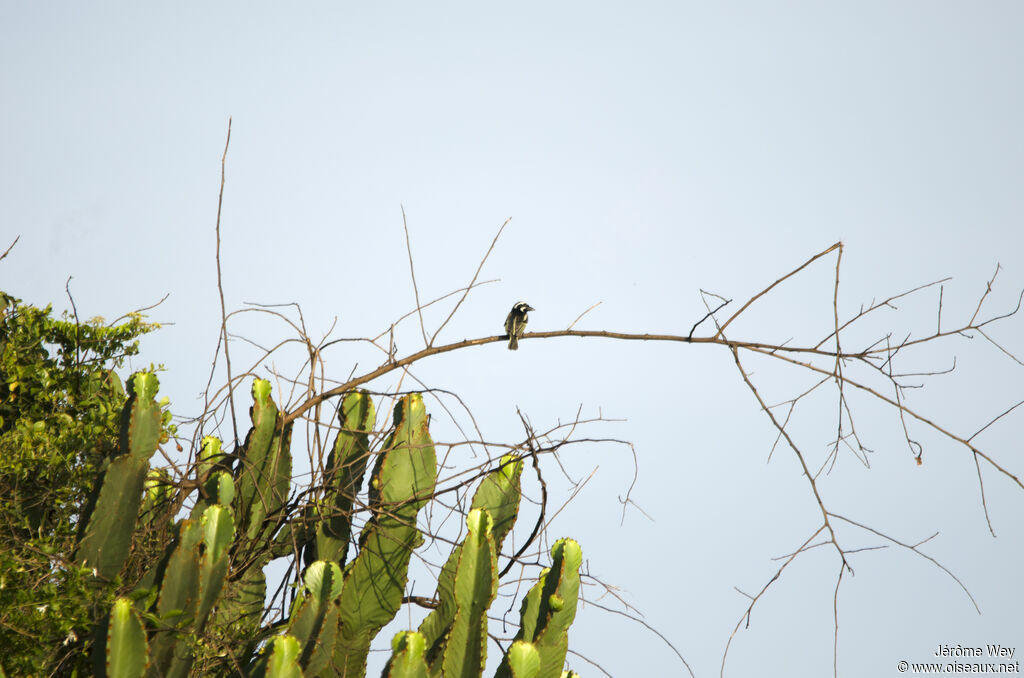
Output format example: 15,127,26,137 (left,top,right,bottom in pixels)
382,631,429,678
250,635,304,678
104,597,149,678
76,372,162,581
146,519,203,675
189,436,233,519
331,516,423,675
140,468,172,528
141,503,235,677
329,393,437,677
378,475,582,678
197,434,228,481
213,564,267,662
368,394,436,524
468,455,524,549
196,504,235,632
306,390,375,567
419,454,523,663
287,560,344,675
495,539,583,678
440,509,497,678
505,642,541,678
215,379,292,661
64,375,585,677
235,379,292,543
